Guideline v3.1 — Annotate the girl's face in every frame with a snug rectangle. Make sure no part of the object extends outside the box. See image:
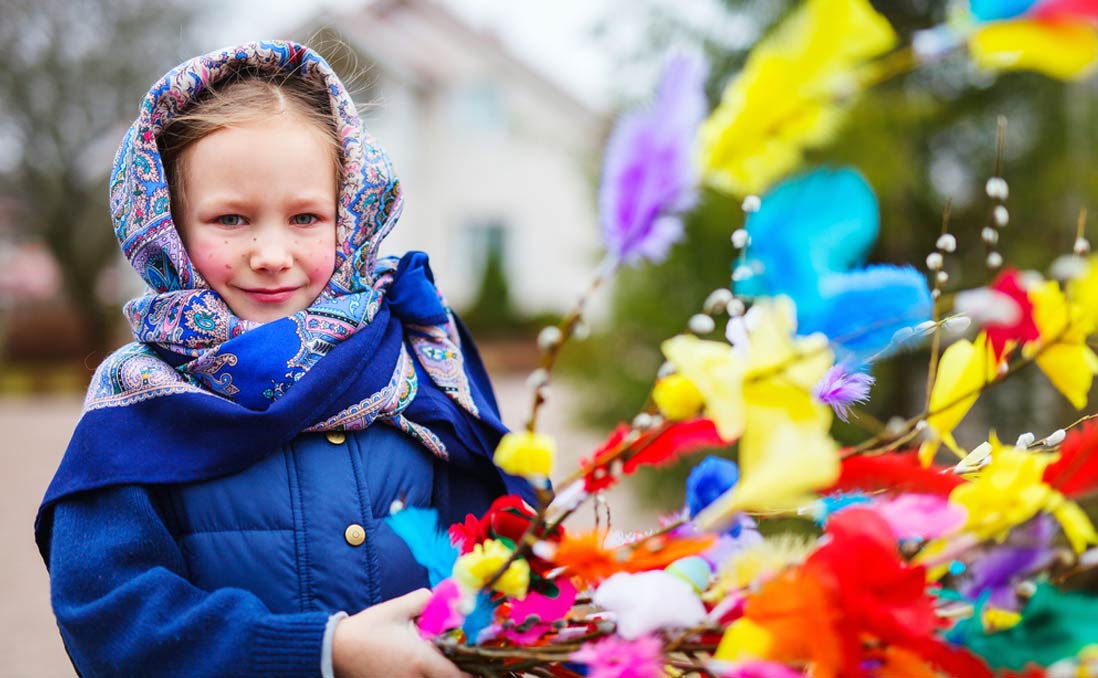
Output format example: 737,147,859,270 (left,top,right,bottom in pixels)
175,115,338,323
